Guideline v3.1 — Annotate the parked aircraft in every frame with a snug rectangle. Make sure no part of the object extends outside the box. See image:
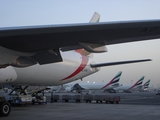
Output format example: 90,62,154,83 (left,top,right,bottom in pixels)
0,12,153,86
139,80,151,91
114,76,145,92
65,71,122,92
0,11,160,116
